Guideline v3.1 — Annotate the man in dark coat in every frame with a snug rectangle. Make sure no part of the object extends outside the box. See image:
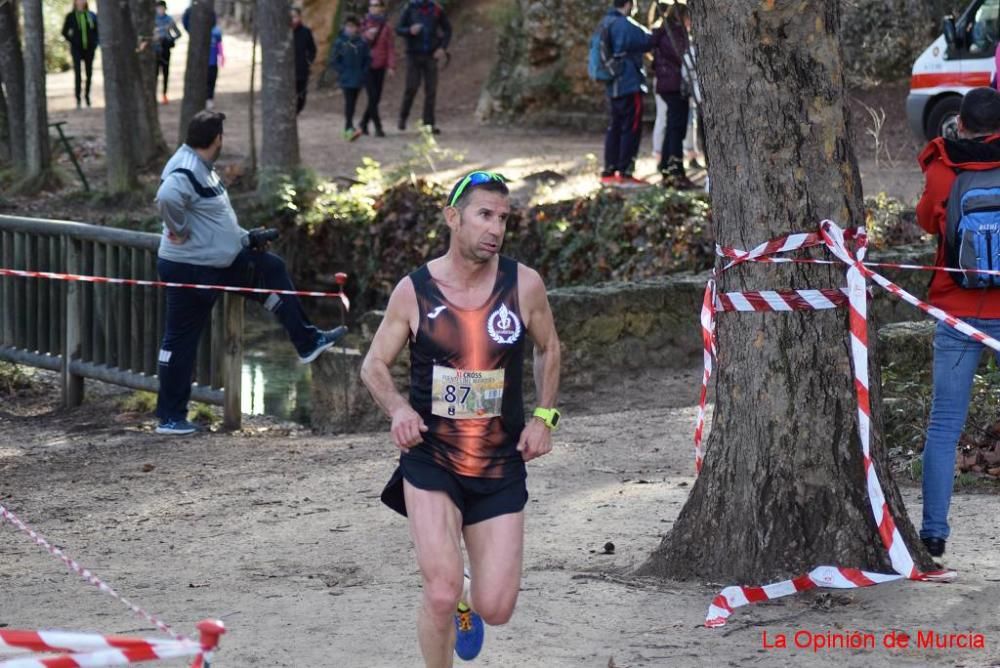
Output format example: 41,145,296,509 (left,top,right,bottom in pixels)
396,0,451,134
291,7,318,114
61,0,99,108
